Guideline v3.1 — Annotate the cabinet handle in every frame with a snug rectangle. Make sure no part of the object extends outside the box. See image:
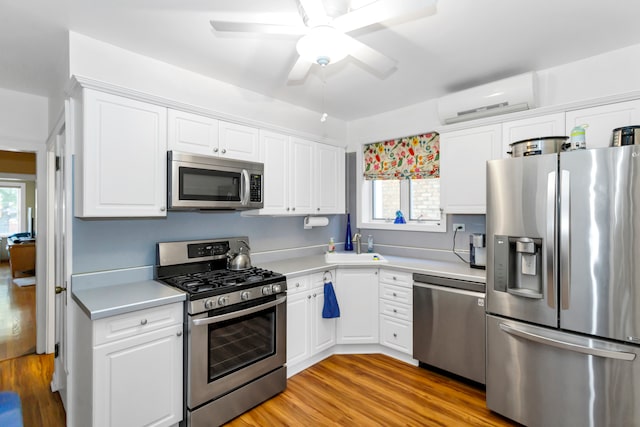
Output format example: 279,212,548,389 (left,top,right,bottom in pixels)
317,208,320,211
160,206,166,212
393,309,398,313
393,276,397,280
374,271,378,275
292,207,296,211
221,149,227,154
296,282,300,288
307,295,312,300
140,319,148,326
393,333,398,338
313,293,317,297
213,148,219,153
393,292,397,297
177,331,182,337
287,207,290,211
